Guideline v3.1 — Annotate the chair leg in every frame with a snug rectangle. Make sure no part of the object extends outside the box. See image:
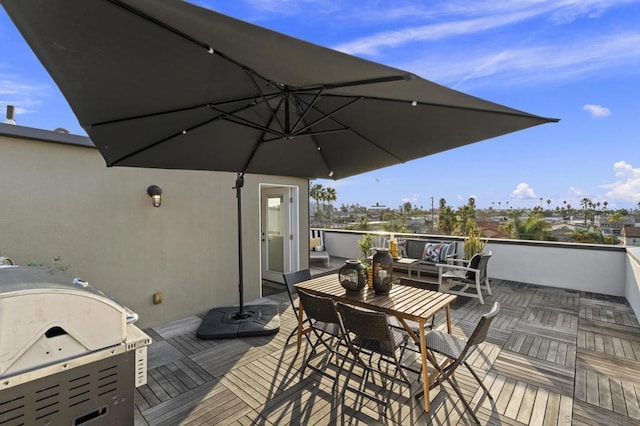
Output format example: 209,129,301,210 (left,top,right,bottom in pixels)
285,317,312,347
485,277,492,295
424,352,483,424
476,276,485,305
442,374,481,424
464,361,493,399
